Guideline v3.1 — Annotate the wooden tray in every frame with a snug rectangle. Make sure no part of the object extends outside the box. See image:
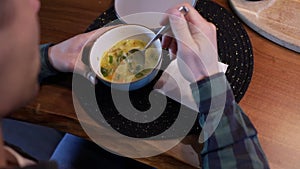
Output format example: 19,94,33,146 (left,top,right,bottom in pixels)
229,0,300,53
